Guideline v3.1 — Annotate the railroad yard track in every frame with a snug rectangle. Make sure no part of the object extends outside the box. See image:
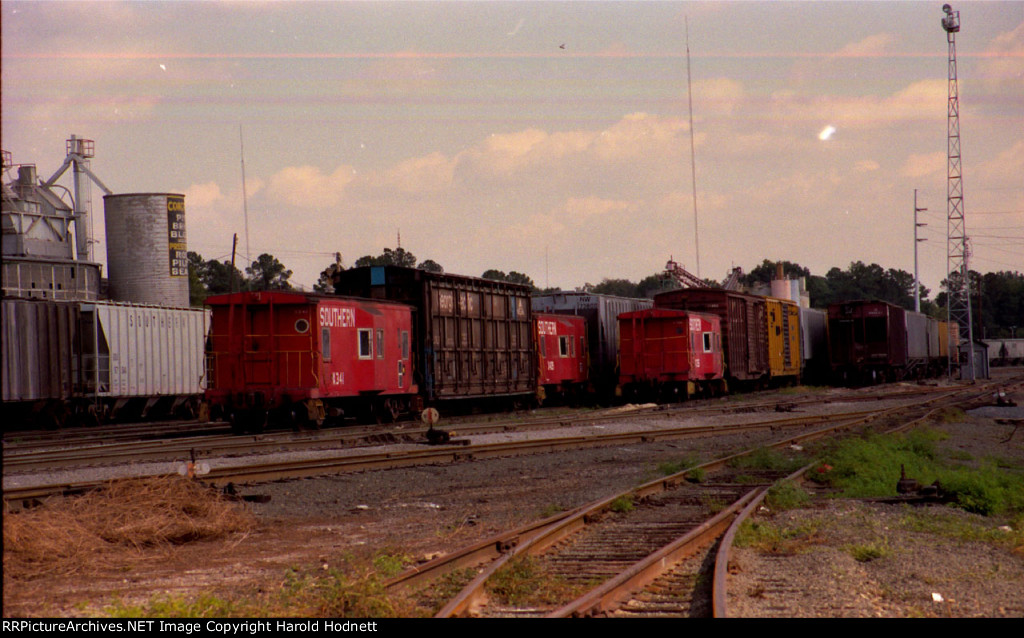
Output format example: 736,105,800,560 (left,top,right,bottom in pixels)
380,380,1015,618
2,383,983,504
